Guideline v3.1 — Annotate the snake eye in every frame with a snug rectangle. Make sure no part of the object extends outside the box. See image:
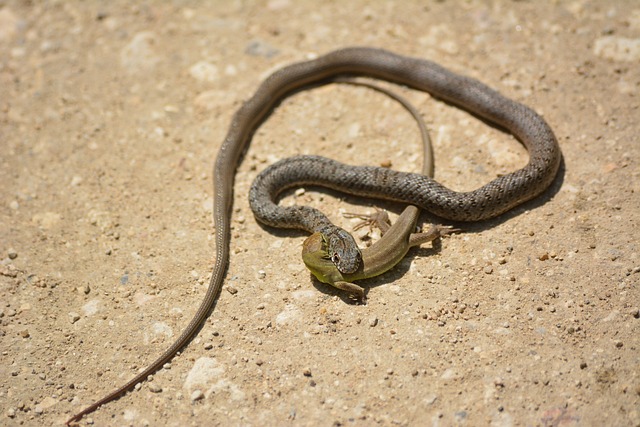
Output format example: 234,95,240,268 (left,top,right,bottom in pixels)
331,253,340,264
